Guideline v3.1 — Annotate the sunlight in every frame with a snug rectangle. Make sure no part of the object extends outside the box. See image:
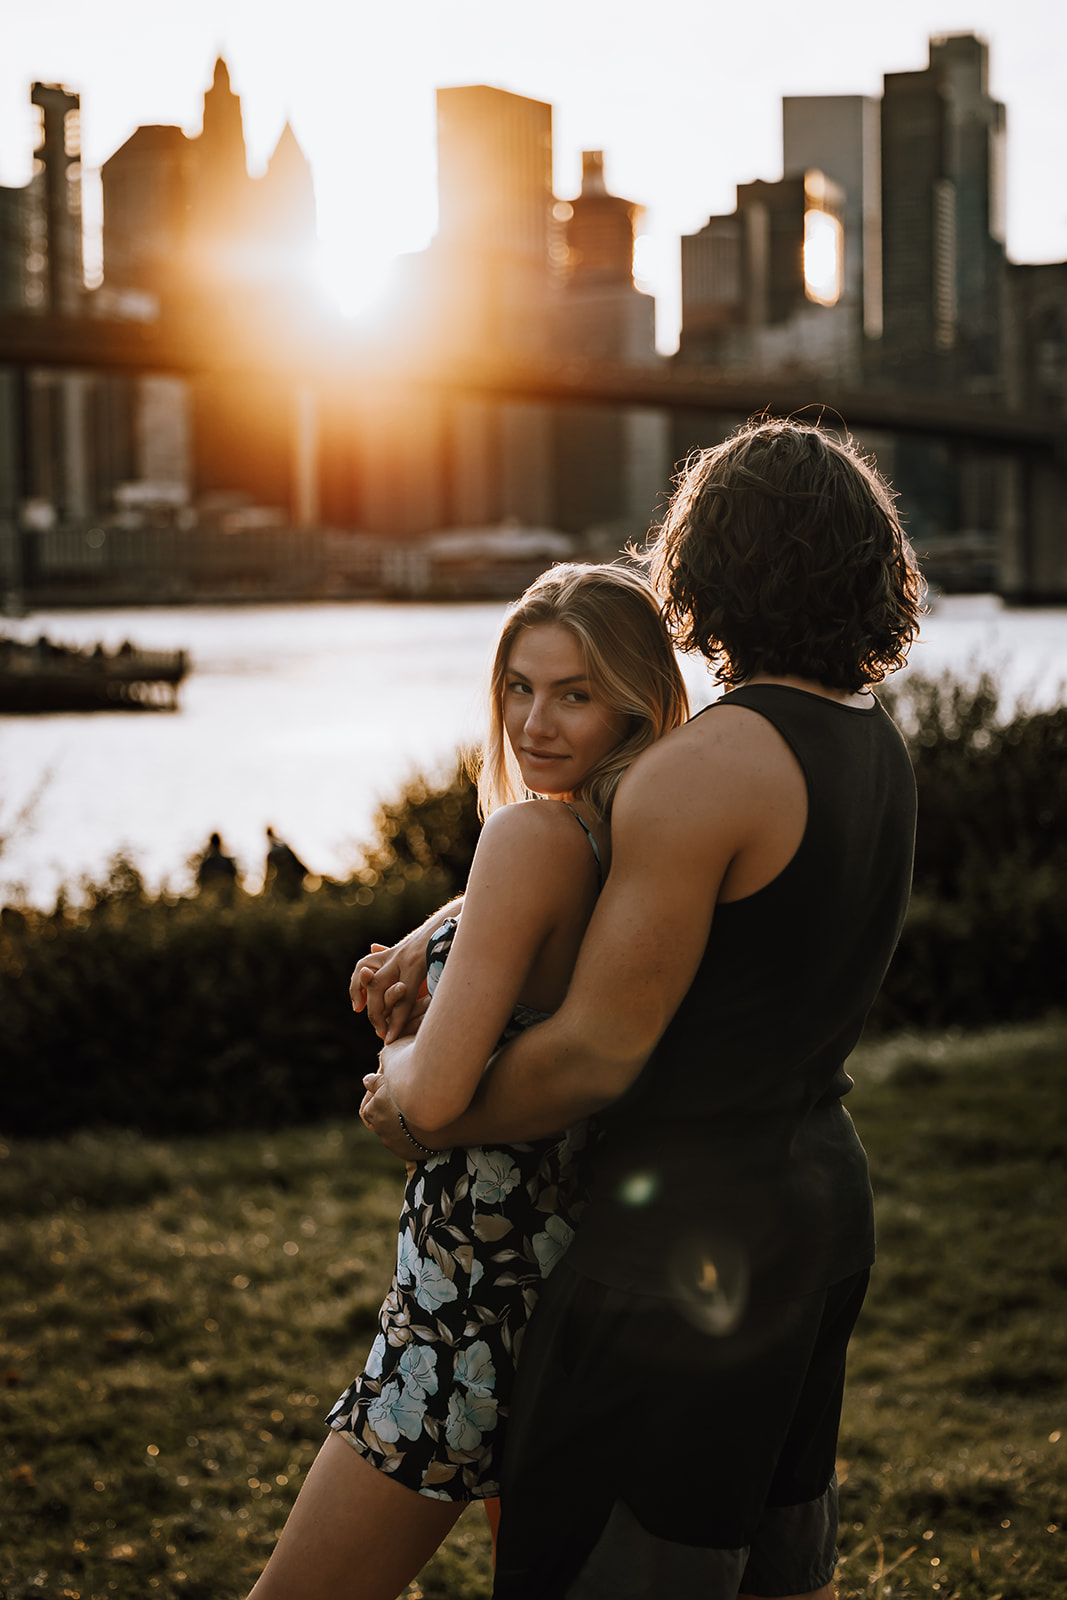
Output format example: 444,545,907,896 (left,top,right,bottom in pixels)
632,233,659,295
312,239,398,320
803,207,842,307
